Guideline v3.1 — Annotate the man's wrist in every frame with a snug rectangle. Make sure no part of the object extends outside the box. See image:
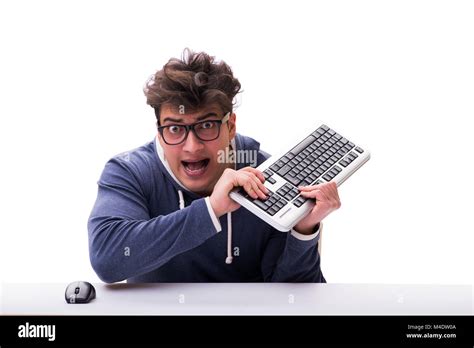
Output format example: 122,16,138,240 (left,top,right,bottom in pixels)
294,222,320,235
209,195,224,218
